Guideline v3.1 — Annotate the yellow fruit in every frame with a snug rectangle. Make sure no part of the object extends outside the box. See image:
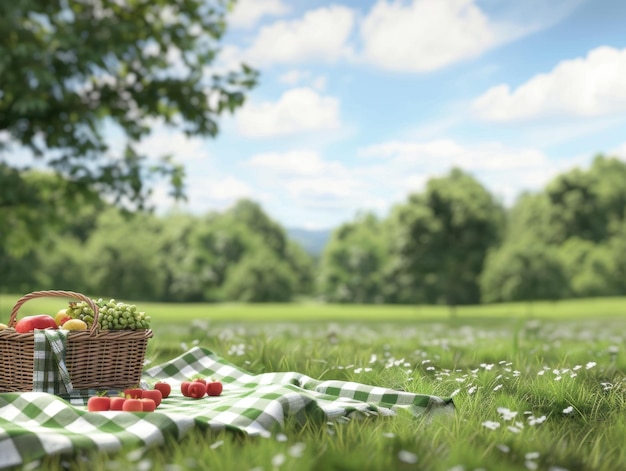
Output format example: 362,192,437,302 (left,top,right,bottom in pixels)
63,319,88,331
55,309,72,326
0,323,8,331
